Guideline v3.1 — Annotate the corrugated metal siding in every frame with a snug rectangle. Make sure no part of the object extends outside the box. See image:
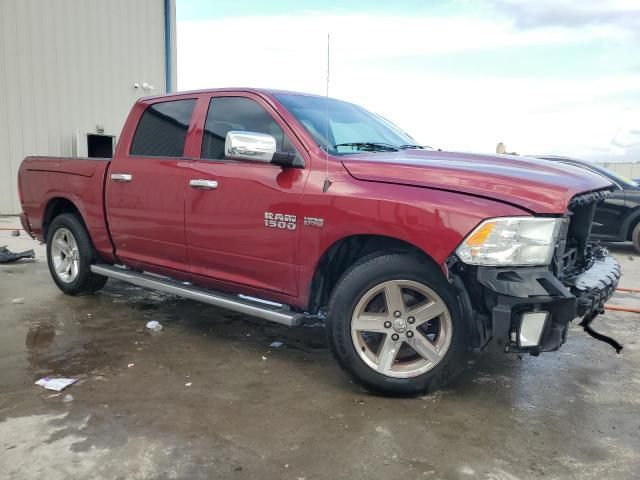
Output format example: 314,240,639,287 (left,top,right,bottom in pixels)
0,0,174,214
